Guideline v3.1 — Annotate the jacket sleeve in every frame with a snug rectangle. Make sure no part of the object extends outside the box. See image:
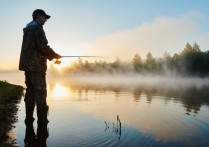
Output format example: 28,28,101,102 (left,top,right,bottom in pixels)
35,27,57,61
